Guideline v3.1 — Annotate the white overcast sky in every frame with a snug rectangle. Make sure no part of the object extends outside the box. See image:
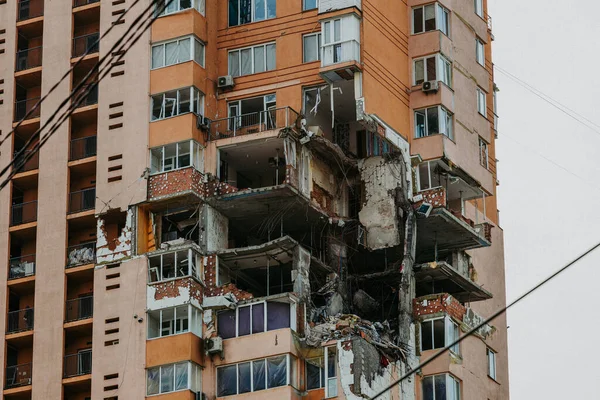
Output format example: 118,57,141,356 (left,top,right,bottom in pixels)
490,0,600,398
